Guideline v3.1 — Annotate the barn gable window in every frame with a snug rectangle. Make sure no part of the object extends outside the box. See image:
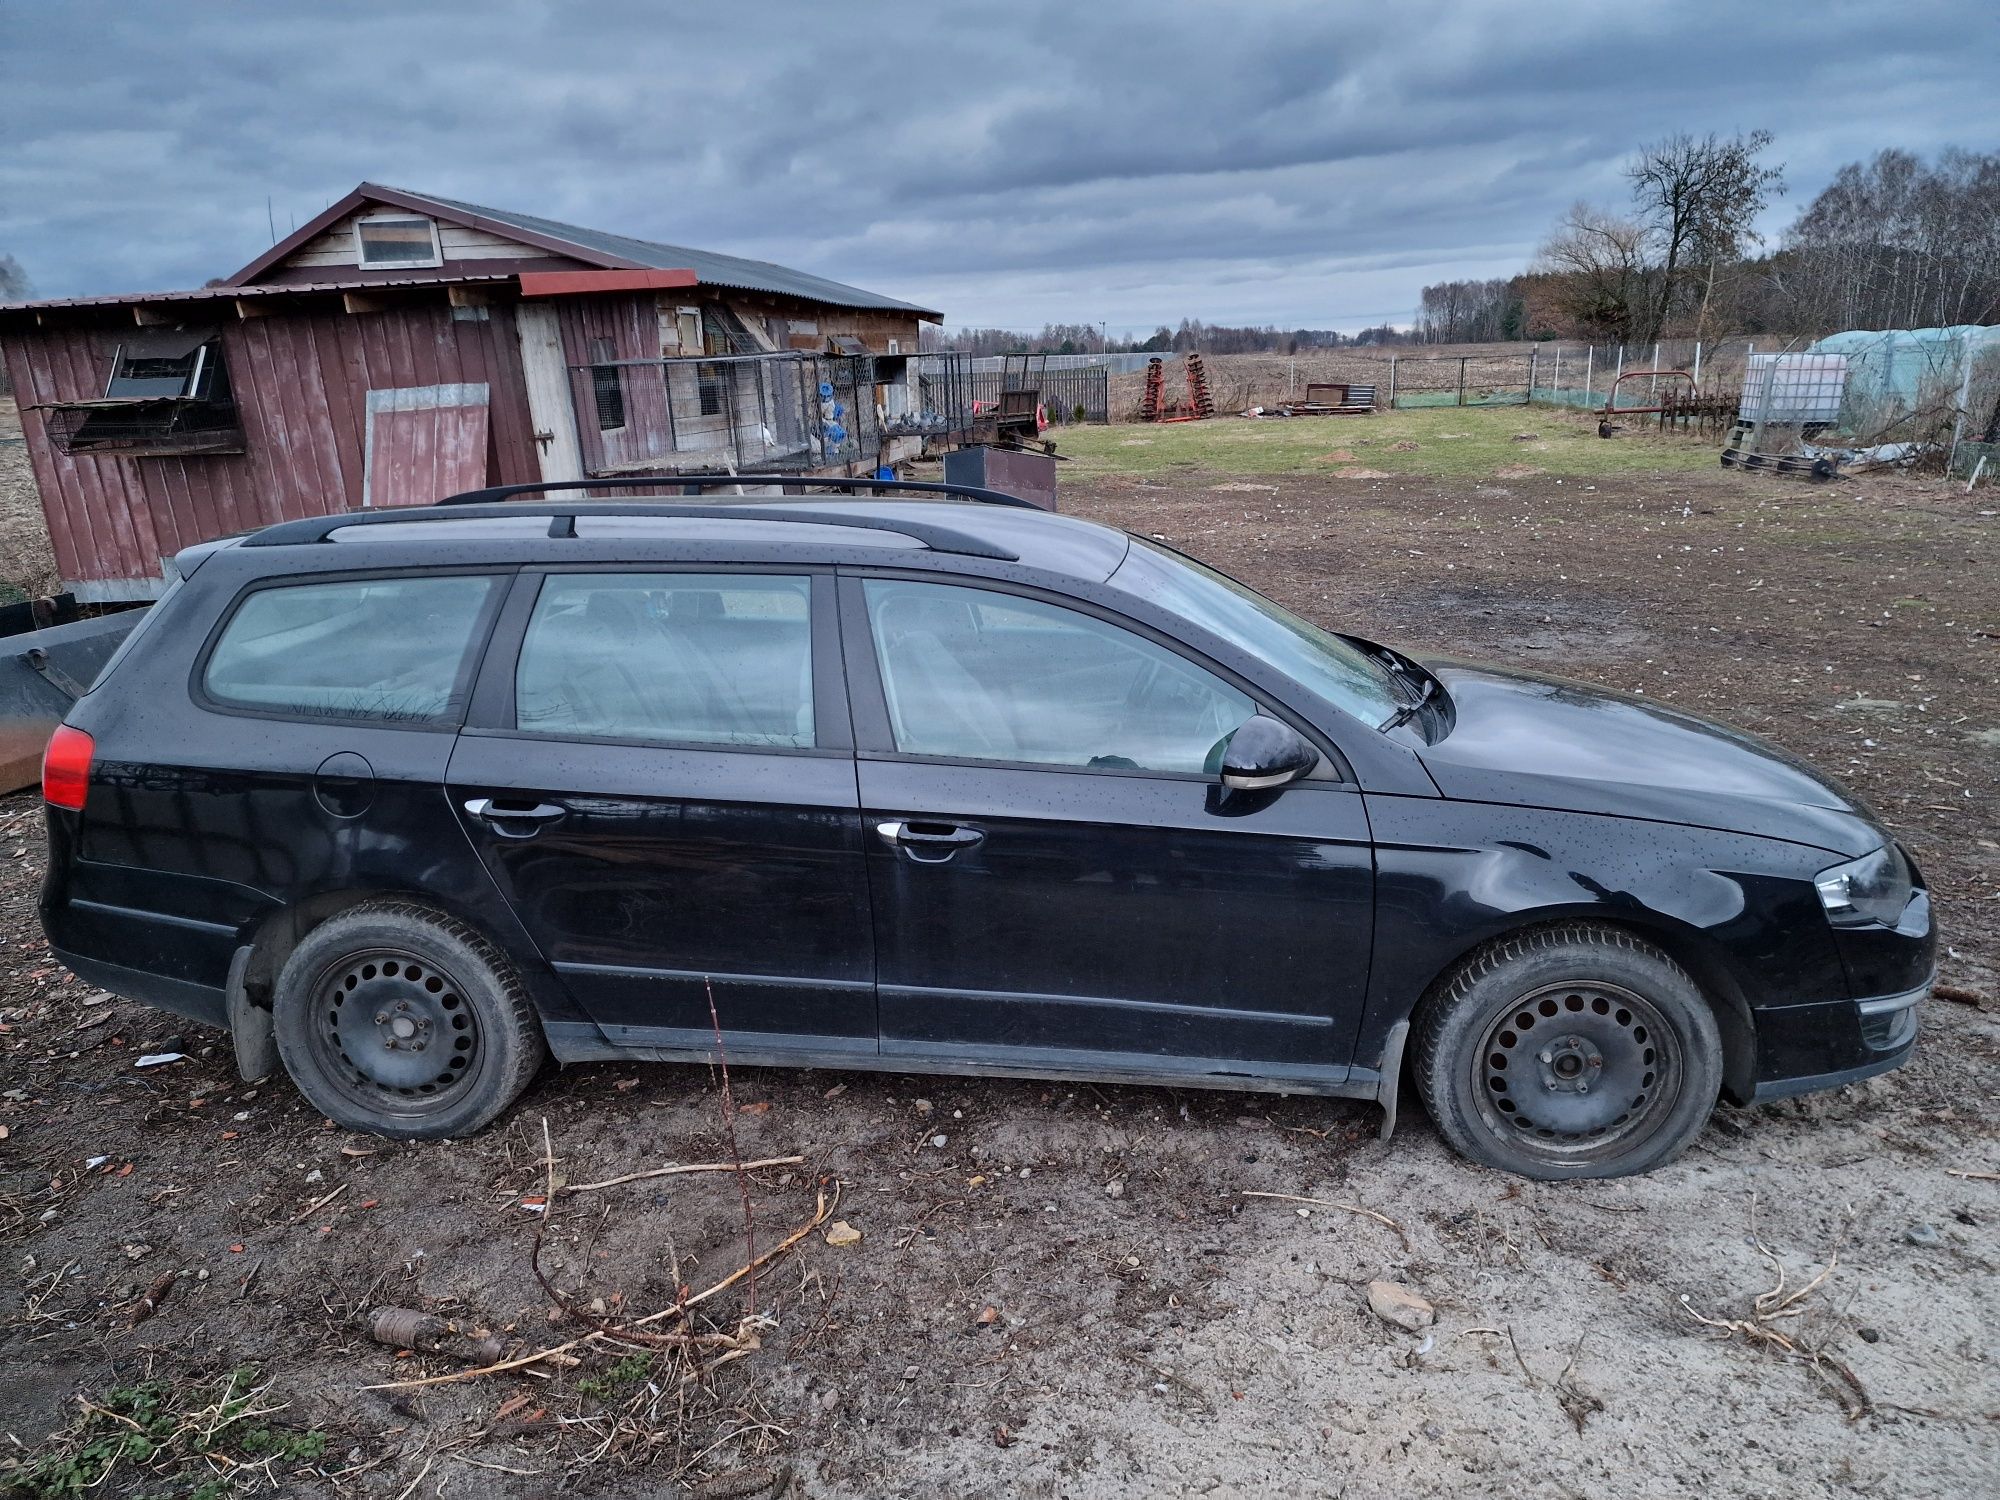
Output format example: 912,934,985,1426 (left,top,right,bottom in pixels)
354,214,443,269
